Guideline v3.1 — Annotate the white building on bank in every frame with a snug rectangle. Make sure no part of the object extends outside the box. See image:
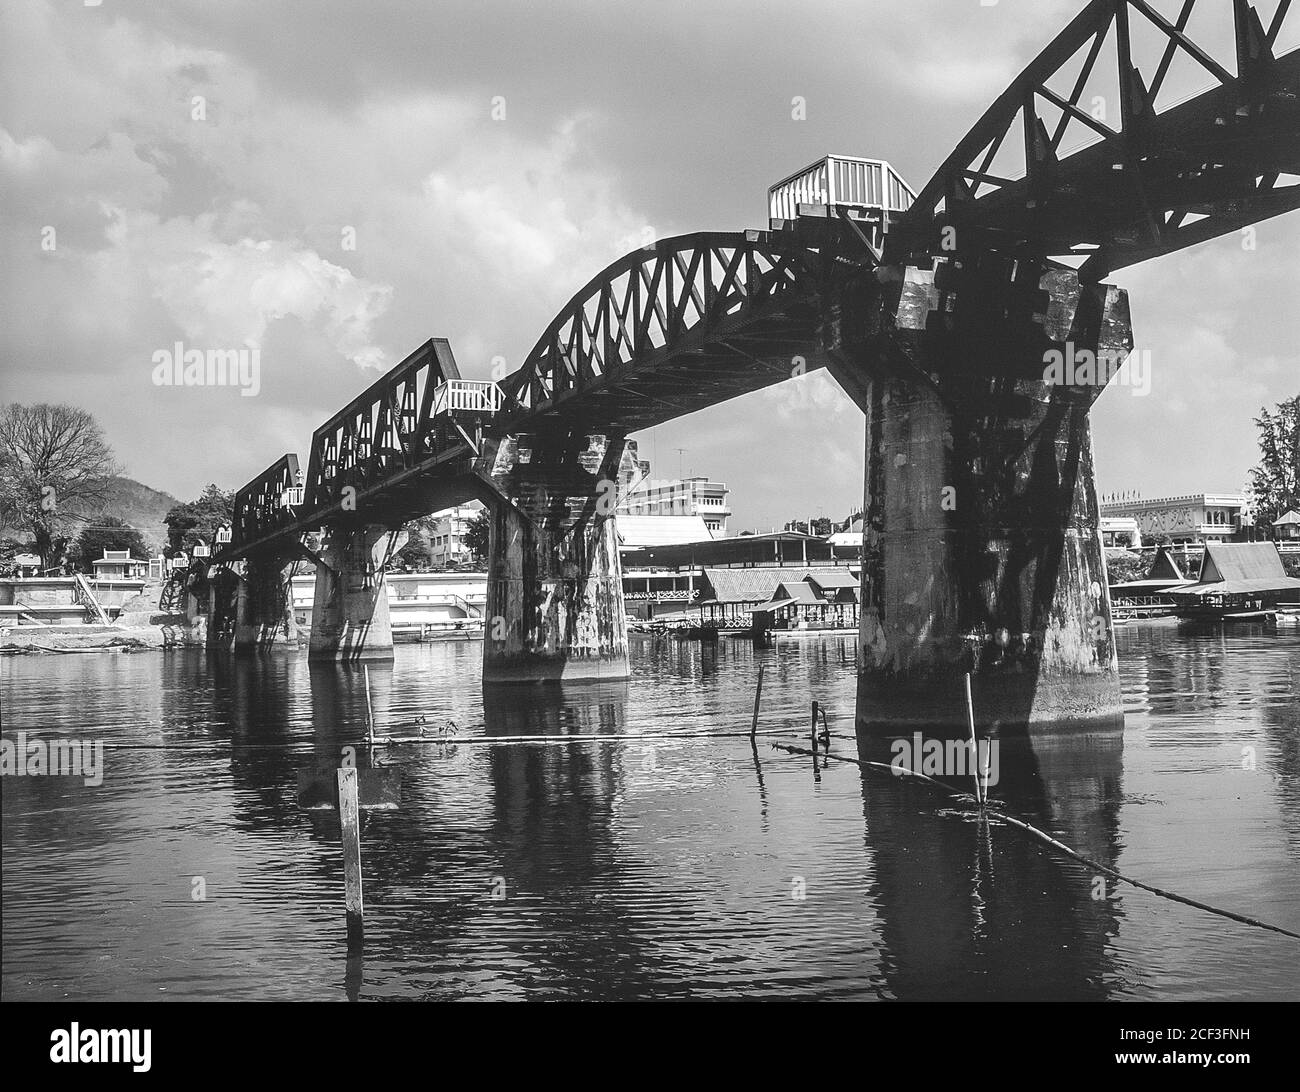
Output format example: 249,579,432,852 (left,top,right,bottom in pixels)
618,477,731,534
1099,493,1248,546
427,505,481,567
